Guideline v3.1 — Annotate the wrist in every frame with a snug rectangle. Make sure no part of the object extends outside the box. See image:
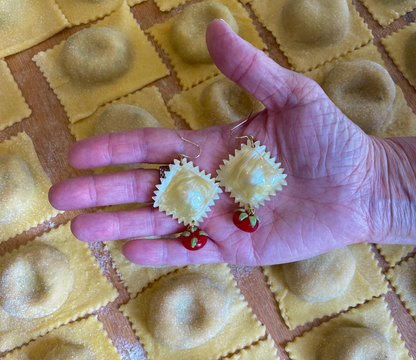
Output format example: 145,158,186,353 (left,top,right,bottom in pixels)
368,137,416,244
